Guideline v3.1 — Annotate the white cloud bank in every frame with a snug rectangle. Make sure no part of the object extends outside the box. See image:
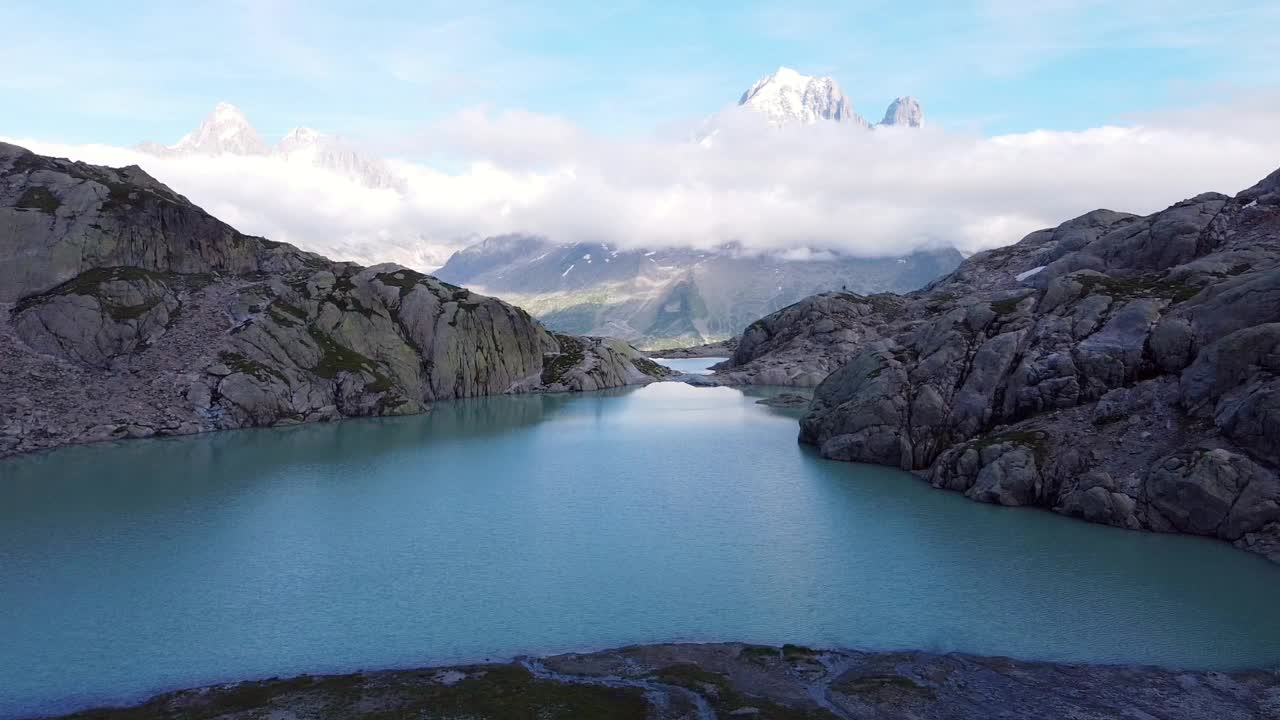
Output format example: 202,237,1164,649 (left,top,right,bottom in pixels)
7,102,1280,271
